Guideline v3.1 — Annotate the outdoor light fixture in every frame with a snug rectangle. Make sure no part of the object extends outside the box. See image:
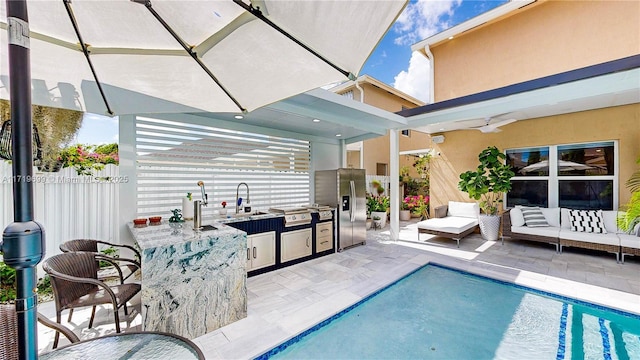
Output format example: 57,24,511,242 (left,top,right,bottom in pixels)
335,134,342,137
312,119,320,123
0,120,43,162
234,115,244,120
